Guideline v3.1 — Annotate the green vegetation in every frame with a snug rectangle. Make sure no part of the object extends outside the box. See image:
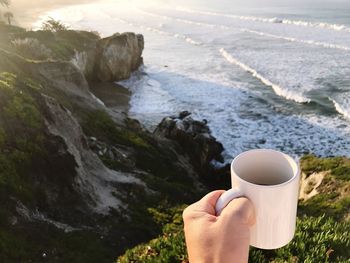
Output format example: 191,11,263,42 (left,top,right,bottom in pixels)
0,23,99,61
11,37,53,60
117,211,350,263
301,155,350,181
118,156,350,262
41,17,69,32
0,71,121,262
0,223,117,263
11,29,99,60
82,109,202,202
117,206,188,263
82,110,150,148
299,155,350,220
0,72,44,198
